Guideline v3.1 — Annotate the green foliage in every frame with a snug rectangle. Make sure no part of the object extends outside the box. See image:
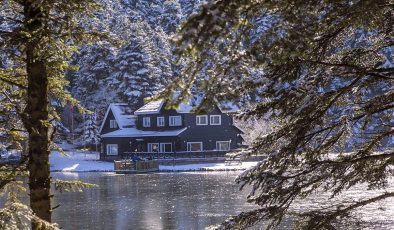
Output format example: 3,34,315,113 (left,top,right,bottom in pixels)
53,179,96,193
1,0,110,228
0,181,59,230
174,0,394,229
